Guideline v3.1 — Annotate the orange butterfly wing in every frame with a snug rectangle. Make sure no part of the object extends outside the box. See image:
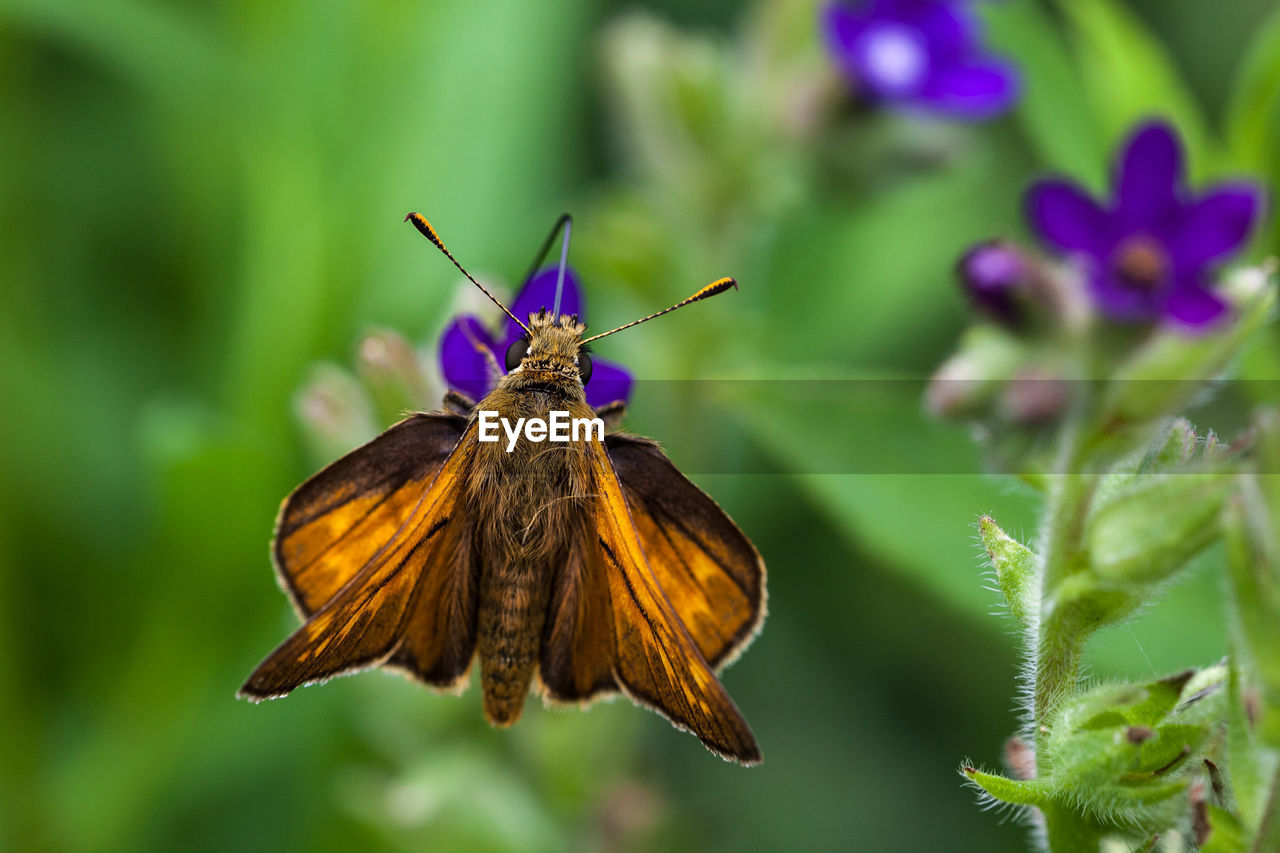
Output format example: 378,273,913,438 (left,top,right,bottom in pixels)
241,416,479,698
541,438,762,764
272,413,467,615
541,536,617,702
605,434,766,669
